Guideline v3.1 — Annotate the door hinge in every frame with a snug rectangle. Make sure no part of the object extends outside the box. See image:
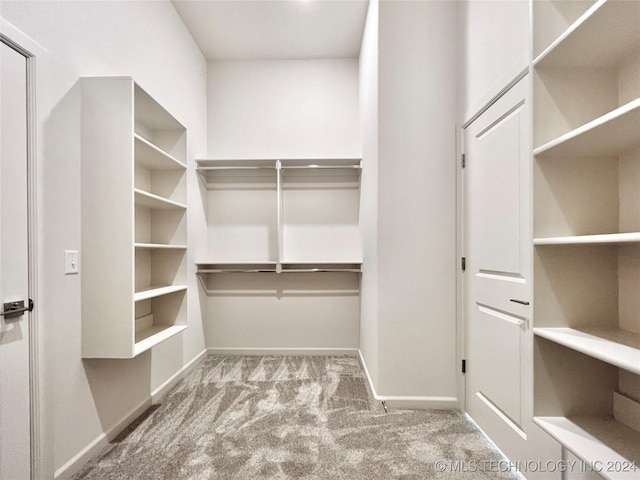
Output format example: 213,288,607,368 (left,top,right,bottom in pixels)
462,359,466,374
461,154,466,169
461,257,466,272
